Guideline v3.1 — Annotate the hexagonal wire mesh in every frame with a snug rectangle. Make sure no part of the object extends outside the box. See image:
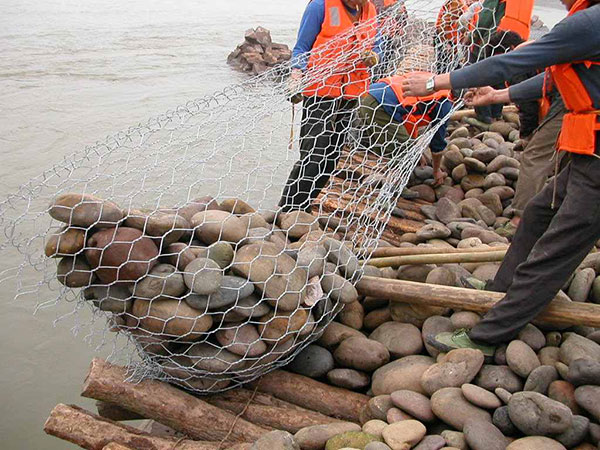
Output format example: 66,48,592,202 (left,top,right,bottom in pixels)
0,0,511,393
